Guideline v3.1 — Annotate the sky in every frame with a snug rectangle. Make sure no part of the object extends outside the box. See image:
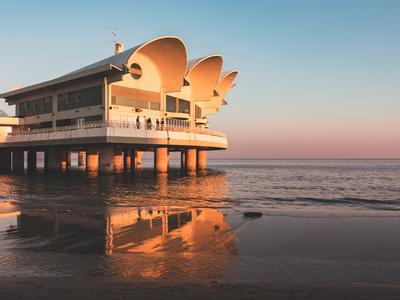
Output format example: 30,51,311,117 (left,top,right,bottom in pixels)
0,0,399,158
